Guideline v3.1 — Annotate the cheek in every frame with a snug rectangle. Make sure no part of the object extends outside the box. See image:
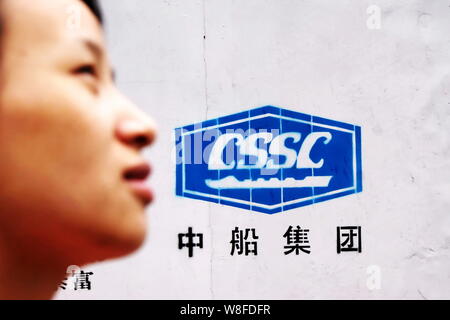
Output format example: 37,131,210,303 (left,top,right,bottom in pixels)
0,82,119,223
